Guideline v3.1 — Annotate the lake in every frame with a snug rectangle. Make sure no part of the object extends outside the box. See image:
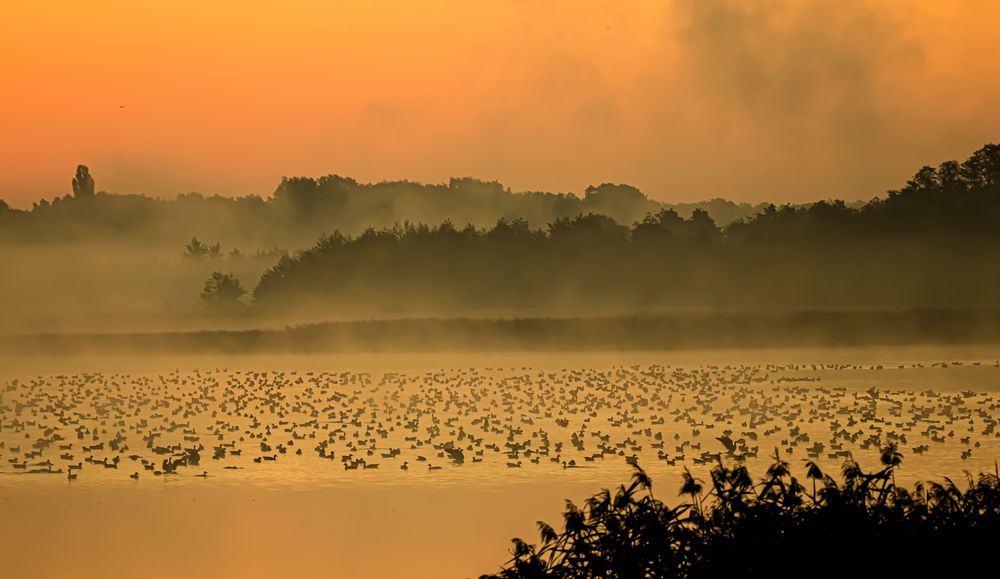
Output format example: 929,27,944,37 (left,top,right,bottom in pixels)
2,345,999,578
